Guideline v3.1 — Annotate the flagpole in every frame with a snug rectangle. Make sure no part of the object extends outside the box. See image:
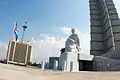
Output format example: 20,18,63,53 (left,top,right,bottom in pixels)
18,21,27,65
